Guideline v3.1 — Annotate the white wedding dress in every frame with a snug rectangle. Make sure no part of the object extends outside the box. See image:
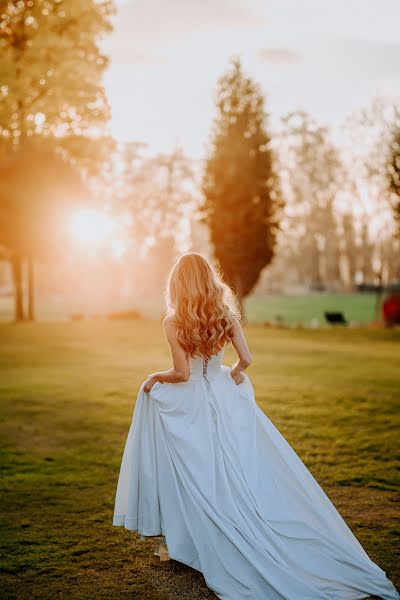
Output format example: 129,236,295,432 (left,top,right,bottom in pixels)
113,347,399,600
